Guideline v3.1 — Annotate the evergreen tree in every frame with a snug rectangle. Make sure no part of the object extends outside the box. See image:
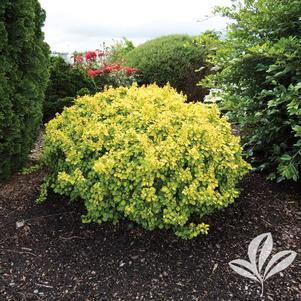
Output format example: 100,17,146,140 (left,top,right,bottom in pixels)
0,0,49,180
